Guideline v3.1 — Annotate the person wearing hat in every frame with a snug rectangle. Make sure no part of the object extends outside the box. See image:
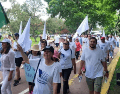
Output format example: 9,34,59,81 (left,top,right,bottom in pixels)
0,39,16,94
17,45,60,94
27,44,41,94
13,33,23,86
99,37,109,63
